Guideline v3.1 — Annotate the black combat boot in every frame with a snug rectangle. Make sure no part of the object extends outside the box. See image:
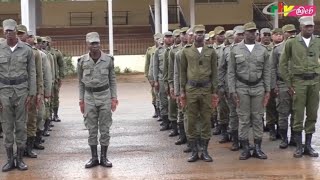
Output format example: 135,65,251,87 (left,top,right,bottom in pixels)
2,147,15,172
100,146,112,167
230,130,240,151
239,140,251,160
304,134,319,157
160,115,170,131
16,147,28,171
53,107,61,122
25,137,37,158
279,129,288,149
43,119,50,137
183,141,192,153
268,124,276,141
212,124,221,135
169,121,179,137
200,139,213,162
34,130,45,150
288,128,296,146
85,145,99,168
219,124,230,143
252,139,267,159
293,131,303,158
175,123,187,145
152,104,159,118
187,140,199,162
